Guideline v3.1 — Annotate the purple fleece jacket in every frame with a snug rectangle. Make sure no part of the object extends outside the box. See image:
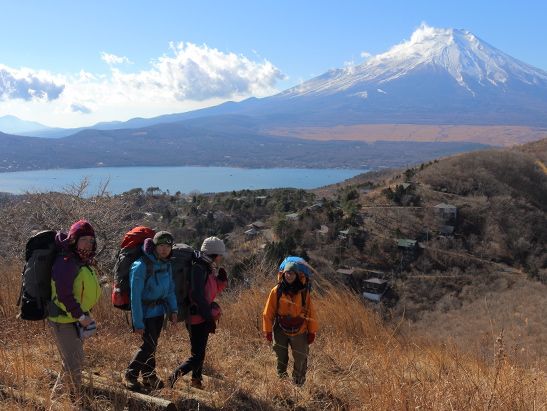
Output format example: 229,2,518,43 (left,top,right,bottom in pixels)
51,232,85,319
